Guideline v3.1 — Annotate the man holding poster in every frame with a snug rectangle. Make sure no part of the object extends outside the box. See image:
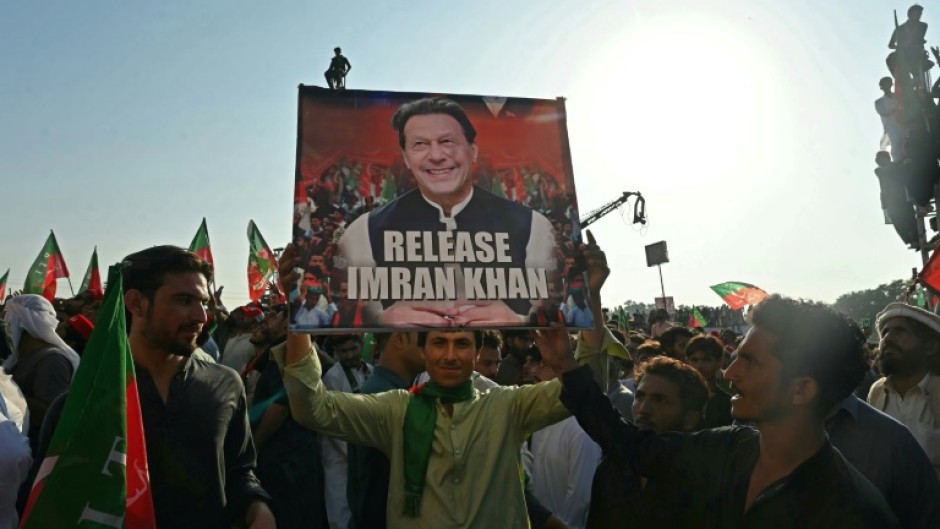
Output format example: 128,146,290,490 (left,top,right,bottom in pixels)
337,97,559,328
